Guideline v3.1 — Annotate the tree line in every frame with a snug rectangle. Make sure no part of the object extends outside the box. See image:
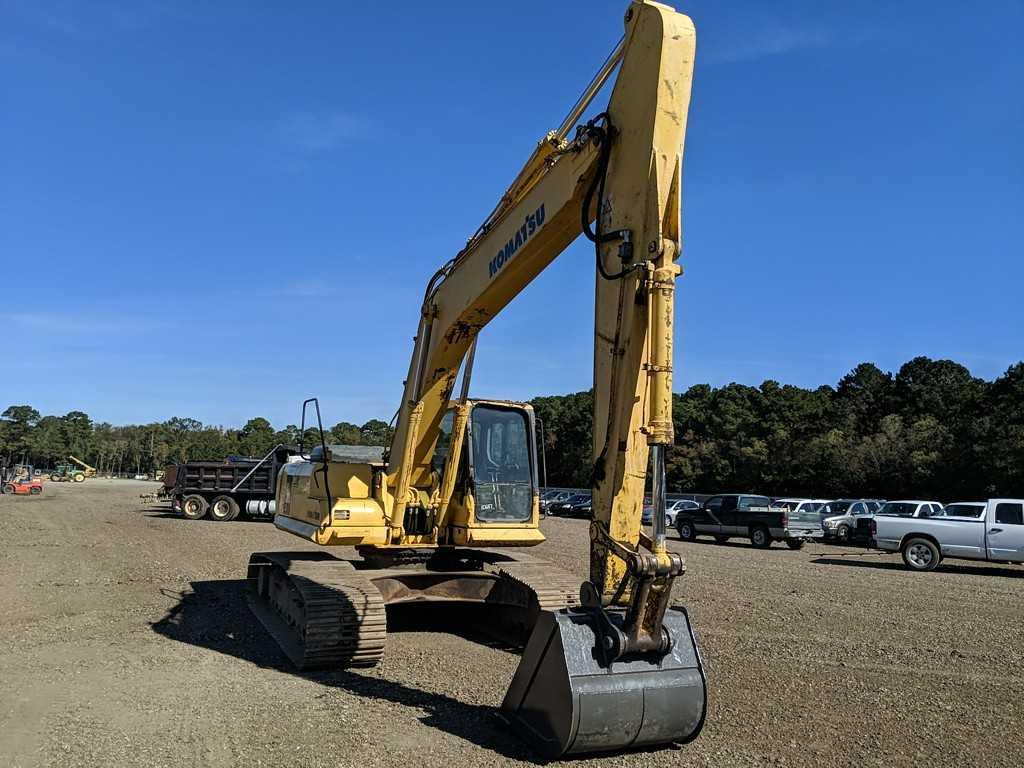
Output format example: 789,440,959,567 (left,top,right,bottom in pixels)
3,356,1022,499
533,356,1023,500
0,408,392,477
